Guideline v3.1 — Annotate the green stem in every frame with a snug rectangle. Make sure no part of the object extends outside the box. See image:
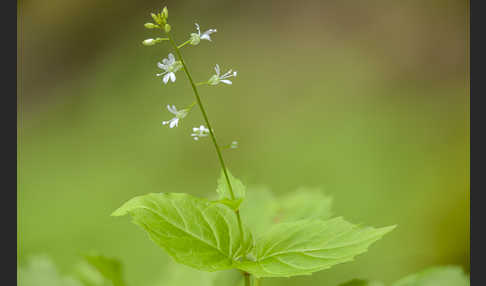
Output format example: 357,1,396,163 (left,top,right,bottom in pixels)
166,31,245,238
177,39,191,49
244,272,251,286
186,100,197,110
